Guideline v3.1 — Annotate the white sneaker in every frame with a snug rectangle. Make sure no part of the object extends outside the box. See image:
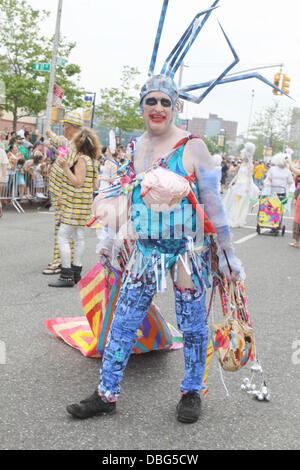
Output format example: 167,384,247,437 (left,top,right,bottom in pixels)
36,193,47,199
